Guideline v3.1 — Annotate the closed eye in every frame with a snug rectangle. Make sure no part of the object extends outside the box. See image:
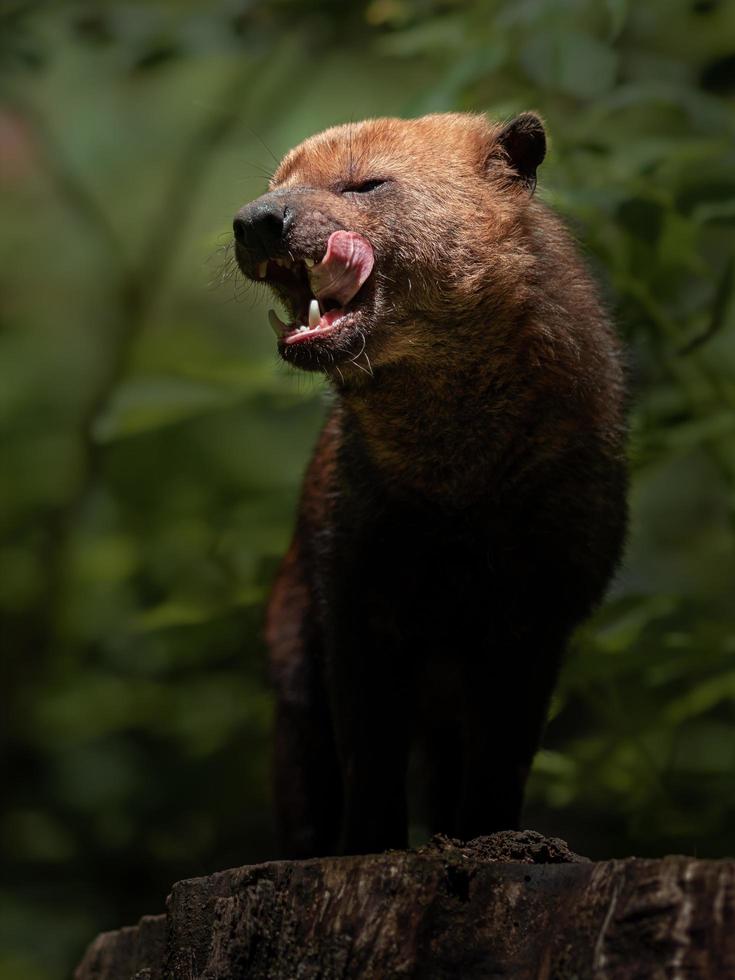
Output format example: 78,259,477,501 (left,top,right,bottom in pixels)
342,178,387,194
